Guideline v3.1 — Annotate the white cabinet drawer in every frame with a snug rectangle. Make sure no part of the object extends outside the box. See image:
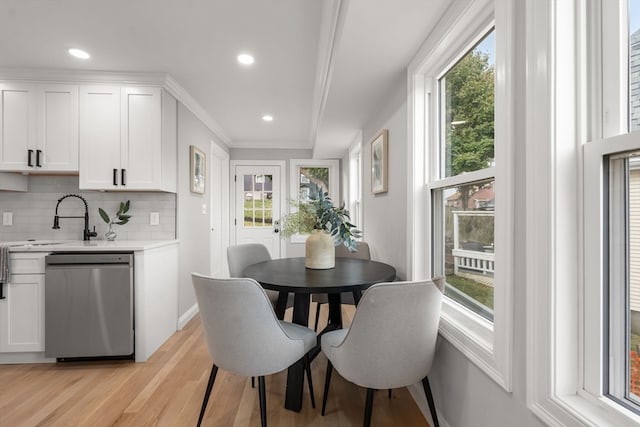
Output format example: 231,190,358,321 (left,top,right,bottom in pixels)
9,253,48,274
